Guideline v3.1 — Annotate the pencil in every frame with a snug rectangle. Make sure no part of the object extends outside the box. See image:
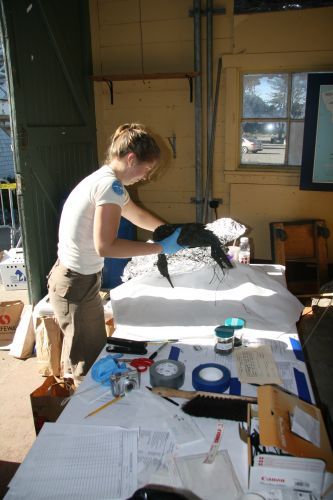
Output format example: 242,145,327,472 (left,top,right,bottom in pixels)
84,396,122,418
